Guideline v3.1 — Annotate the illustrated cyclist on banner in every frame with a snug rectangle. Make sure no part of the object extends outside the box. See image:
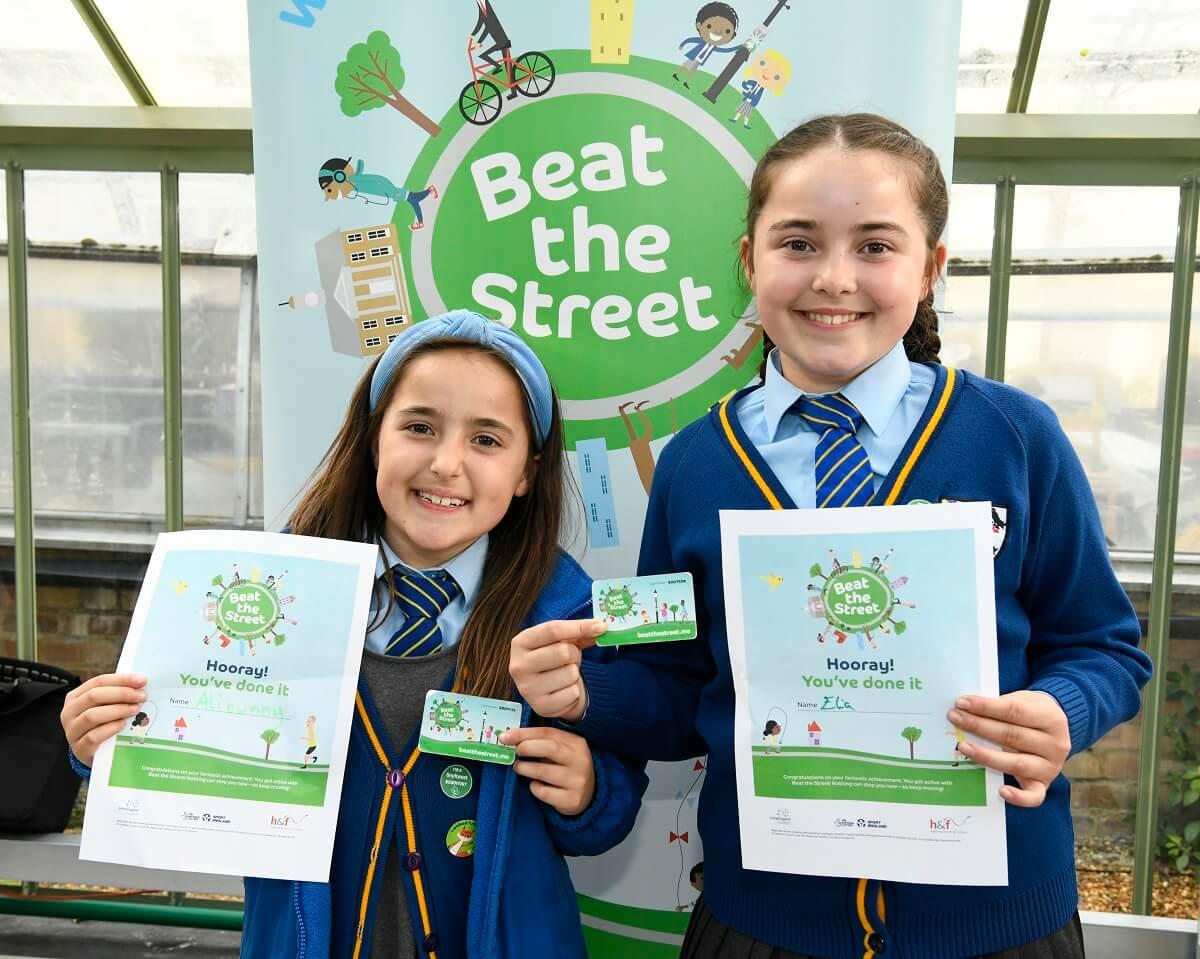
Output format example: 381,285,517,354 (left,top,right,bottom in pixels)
469,0,517,100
